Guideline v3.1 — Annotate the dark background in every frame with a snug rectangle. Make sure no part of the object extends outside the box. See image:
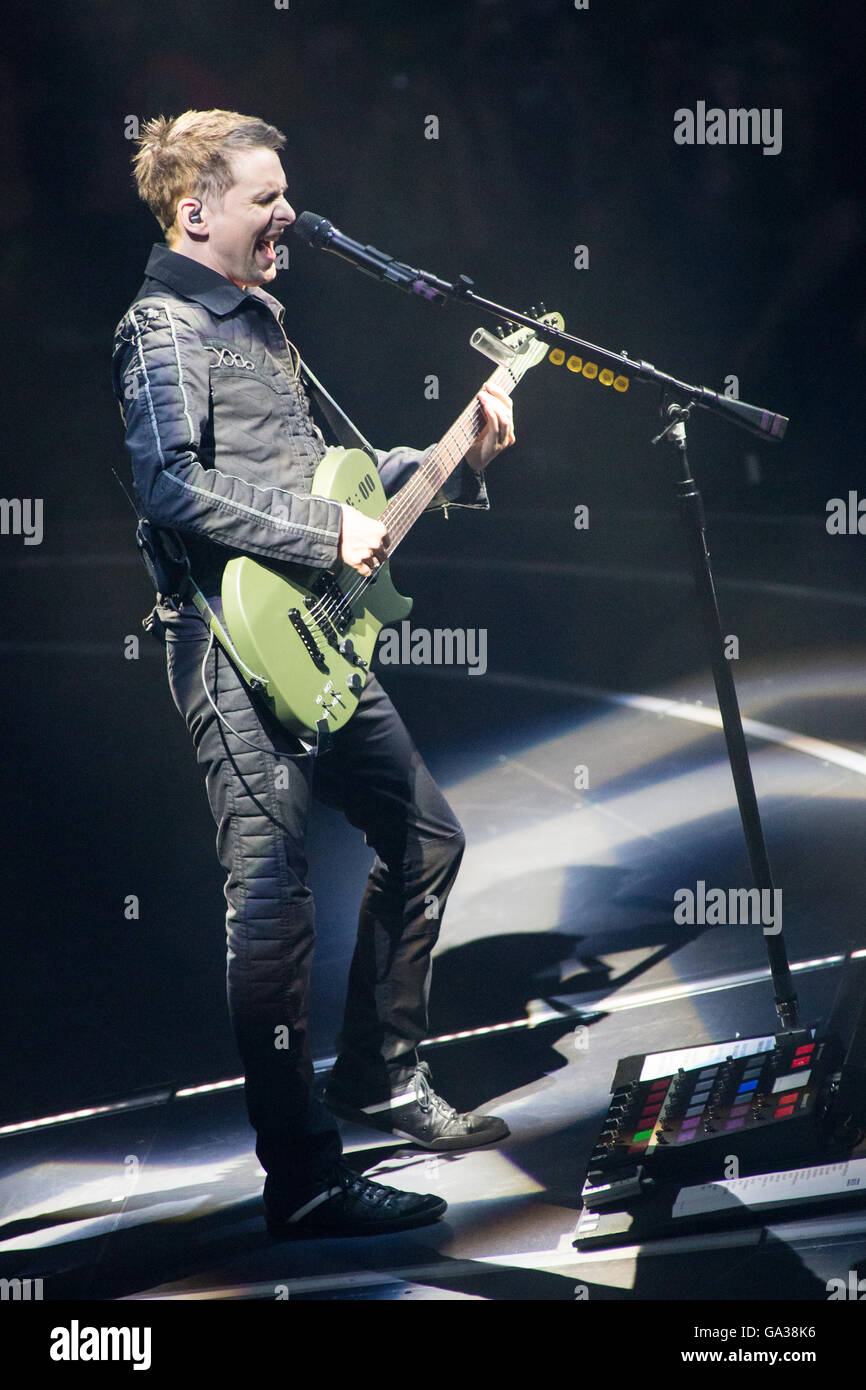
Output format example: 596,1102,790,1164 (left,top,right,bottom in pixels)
1,0,863,1124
